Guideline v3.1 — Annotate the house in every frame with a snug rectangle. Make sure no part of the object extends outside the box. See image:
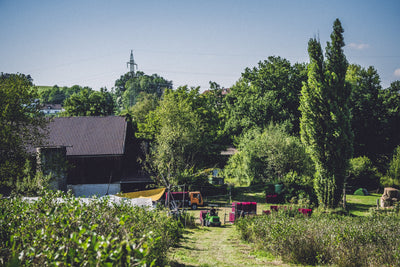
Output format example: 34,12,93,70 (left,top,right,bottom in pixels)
201,88,230,95
40,116,153,196
40,104,64,115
